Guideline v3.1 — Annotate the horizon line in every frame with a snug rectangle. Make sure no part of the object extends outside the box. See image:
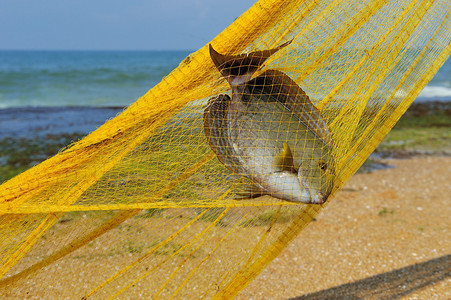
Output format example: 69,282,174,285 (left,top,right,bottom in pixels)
0,48,196,52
